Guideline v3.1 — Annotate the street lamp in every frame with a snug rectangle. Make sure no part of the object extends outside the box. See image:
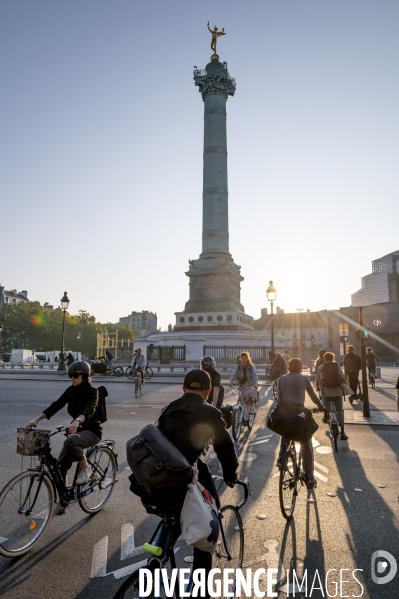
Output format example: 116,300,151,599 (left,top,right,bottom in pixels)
60,291,70,371
266,281,277,355
77,333,81,359
0,322,3,354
